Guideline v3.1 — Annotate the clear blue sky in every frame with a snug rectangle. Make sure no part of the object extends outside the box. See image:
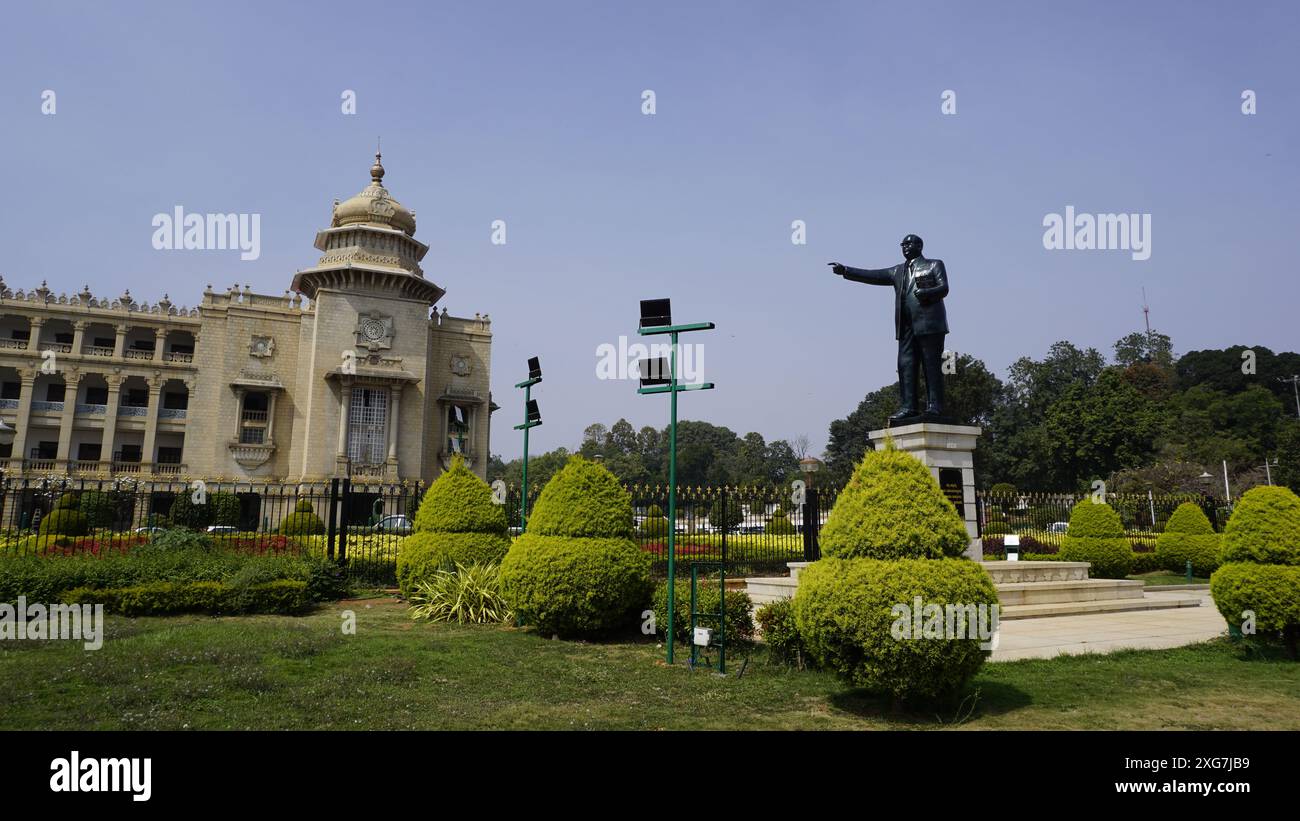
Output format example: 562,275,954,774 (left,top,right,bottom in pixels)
3,1,1297,459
